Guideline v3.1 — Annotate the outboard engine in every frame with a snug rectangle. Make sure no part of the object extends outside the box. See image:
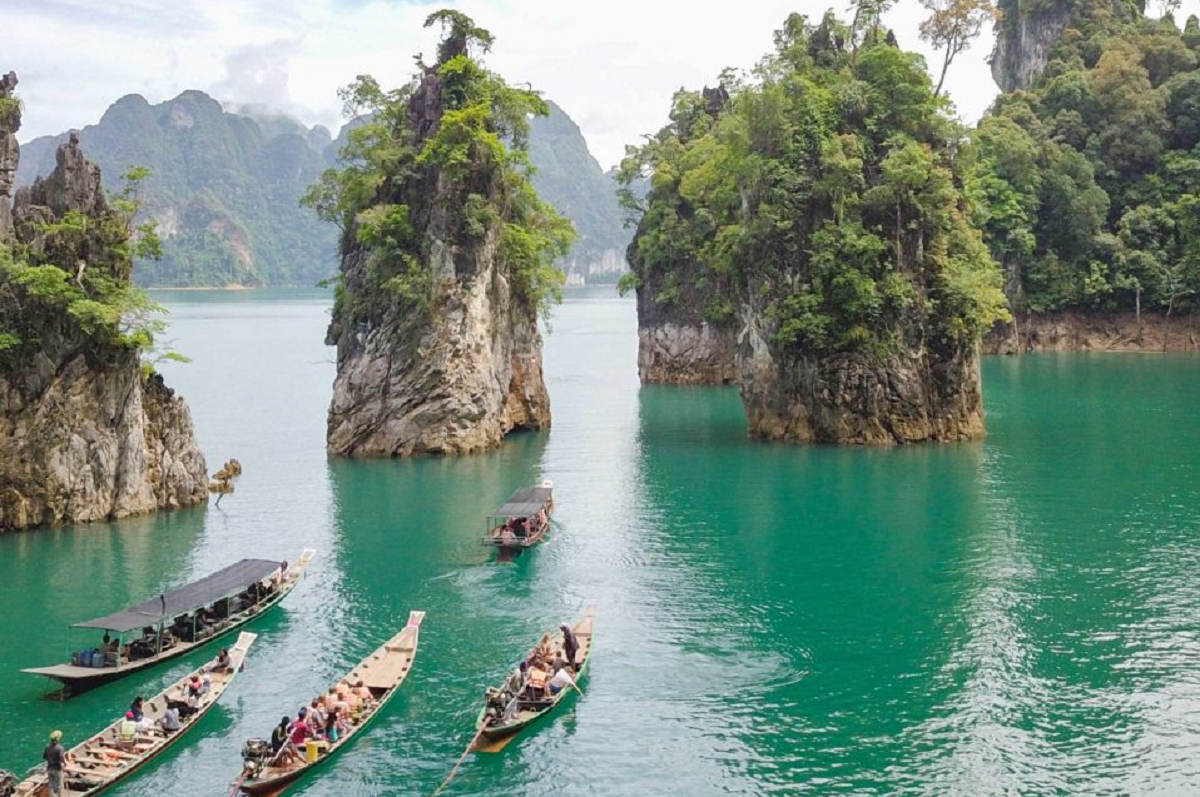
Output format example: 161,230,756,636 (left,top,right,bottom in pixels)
241,738,272,777
483,687,509,723
0,770,17,797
